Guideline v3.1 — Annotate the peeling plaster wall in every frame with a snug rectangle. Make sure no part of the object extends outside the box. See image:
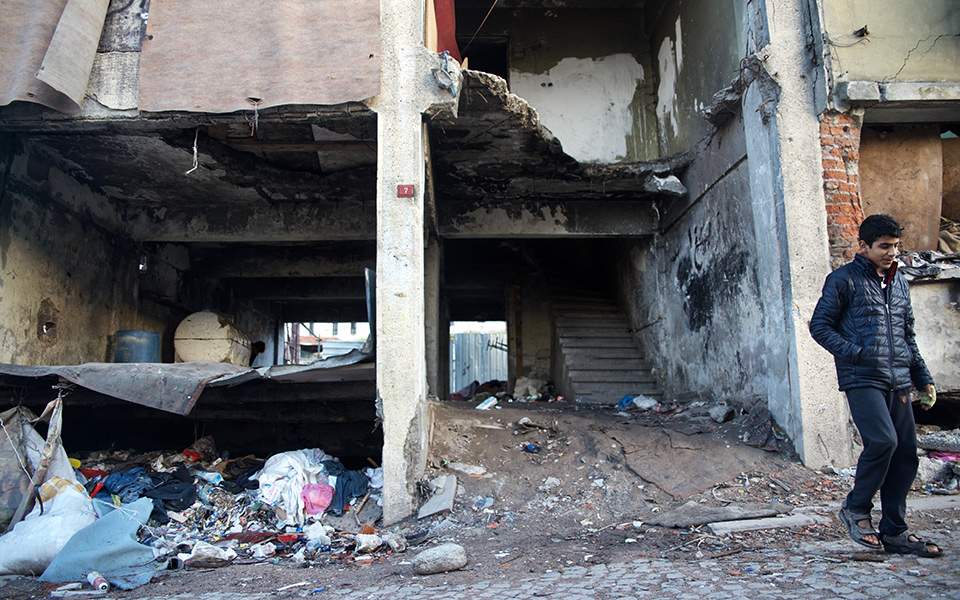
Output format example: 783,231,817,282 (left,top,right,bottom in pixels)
650,0,745,155
822,1,960,84
911,281,960,392
461,8,658,162
511,54,651,163
0,138,143,364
